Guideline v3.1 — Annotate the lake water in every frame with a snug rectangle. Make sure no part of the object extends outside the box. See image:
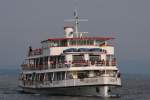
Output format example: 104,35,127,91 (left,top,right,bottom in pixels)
0,69,150,100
